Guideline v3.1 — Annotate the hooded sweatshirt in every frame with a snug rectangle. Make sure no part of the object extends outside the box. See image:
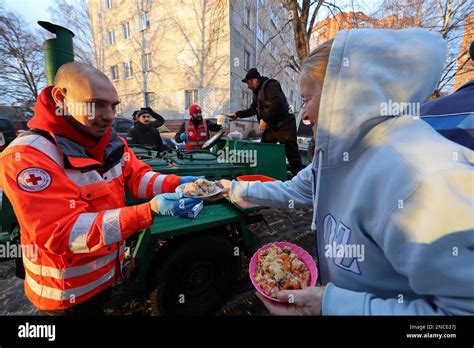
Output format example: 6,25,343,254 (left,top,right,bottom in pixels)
230,28,474,315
